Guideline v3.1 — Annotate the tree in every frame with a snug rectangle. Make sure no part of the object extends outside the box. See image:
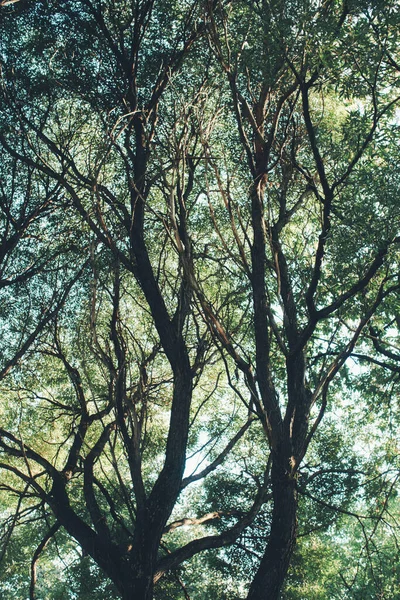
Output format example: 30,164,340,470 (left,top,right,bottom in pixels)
0,1,400,599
